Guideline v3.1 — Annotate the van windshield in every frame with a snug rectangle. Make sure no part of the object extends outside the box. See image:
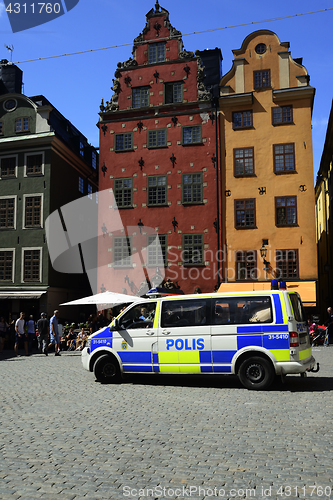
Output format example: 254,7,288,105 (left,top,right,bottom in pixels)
289,294,306,322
